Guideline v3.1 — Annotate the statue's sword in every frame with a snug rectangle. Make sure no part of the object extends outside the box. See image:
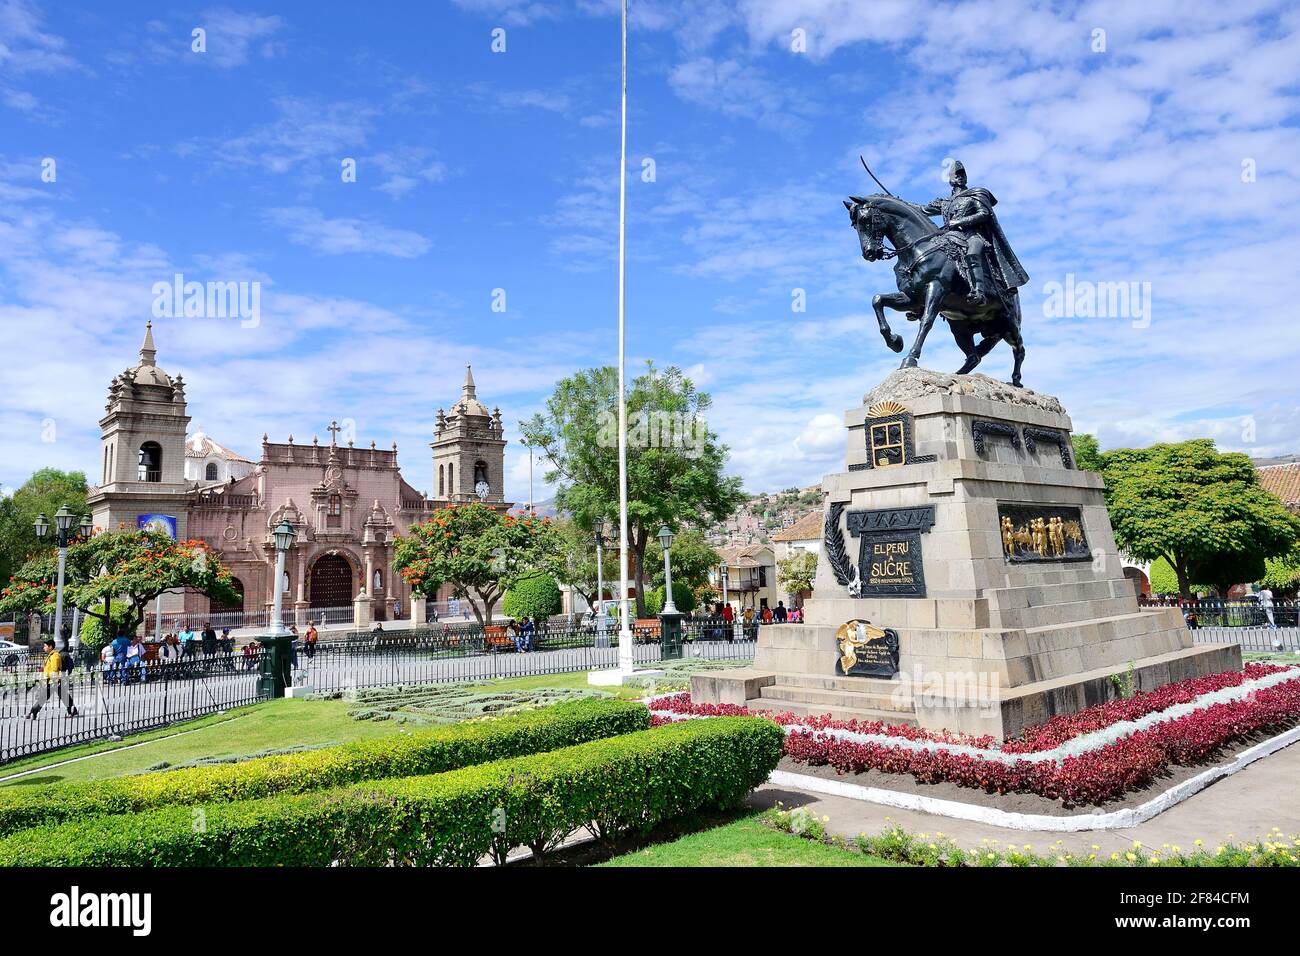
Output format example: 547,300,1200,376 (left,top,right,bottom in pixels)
860,156,895,197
